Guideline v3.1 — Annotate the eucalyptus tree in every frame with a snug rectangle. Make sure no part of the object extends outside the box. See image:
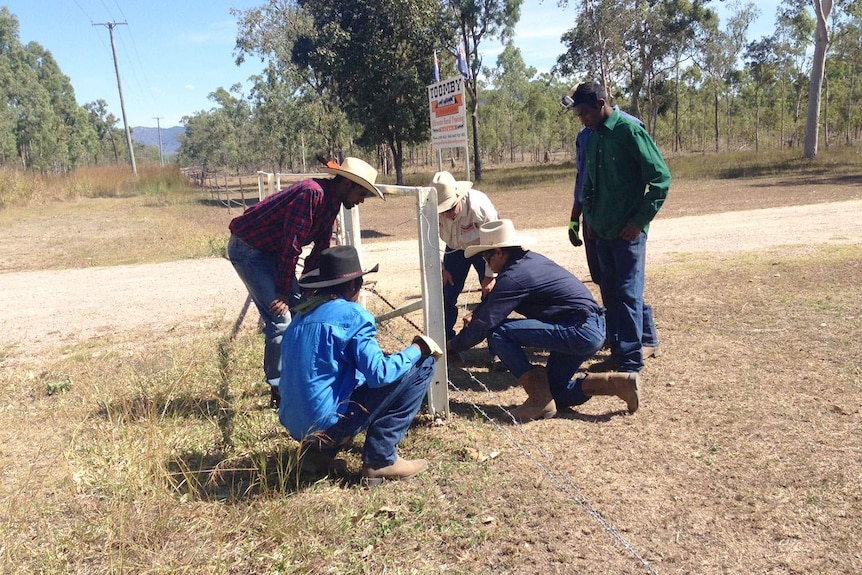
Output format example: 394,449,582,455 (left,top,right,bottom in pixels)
802,0,862,156
178,85,253,173
1,8,96,172
236,0,452,183
487,43,535,162
804,0,835,157
26,42,97,171
527,73,573,161
744,37,780,149
773,1,815,147
233,1,352,162
444,0,523,181
693,1,758,151
557,0,713,132
245,65,329,173
84,99,122,164
829,1,862,144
